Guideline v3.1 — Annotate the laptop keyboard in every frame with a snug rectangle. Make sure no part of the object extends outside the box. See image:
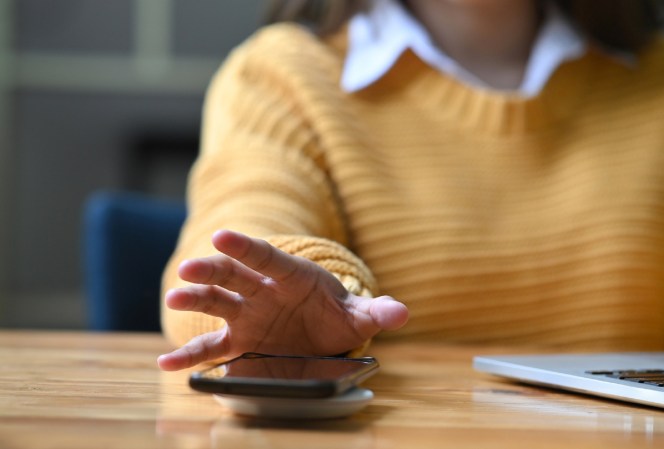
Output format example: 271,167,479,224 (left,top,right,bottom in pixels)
586,369,664,388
